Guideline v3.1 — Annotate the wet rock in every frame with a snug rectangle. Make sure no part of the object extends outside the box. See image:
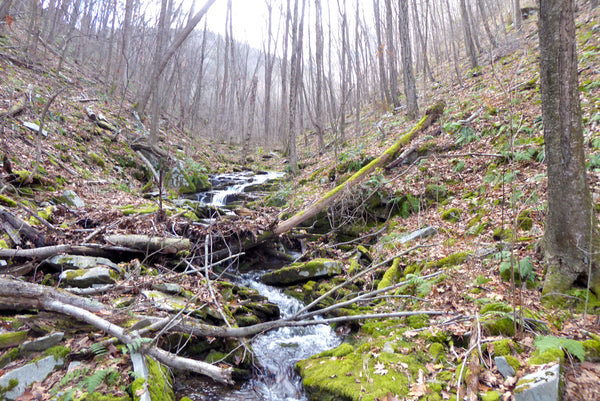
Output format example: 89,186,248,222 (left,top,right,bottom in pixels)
398,226,438,244
21,332,64,352
514,363,561,401
59,267,115,288
260,258,343,286
0,356,63,400
59,190,85,208
44,254,122,274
